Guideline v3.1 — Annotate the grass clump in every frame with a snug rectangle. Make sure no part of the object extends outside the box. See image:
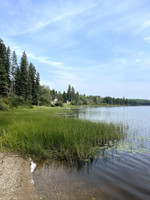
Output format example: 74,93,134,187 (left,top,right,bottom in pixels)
0,109,125,162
